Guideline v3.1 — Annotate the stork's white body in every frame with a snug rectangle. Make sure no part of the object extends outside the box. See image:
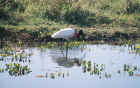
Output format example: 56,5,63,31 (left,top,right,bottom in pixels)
51,28,75,40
